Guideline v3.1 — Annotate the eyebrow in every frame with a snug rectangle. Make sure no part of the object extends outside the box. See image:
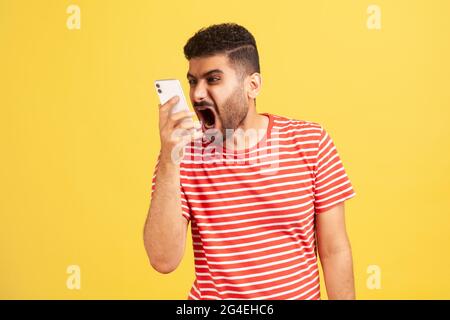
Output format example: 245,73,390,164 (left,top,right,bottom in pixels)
186,69,224,79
